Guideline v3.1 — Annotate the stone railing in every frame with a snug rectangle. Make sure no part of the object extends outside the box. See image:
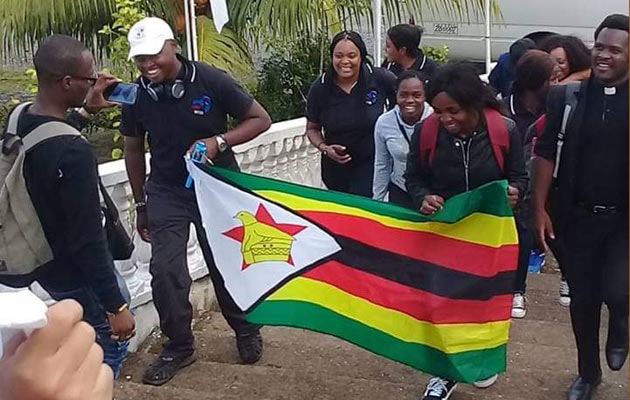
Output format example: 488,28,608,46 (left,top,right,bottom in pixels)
98,117,318,308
